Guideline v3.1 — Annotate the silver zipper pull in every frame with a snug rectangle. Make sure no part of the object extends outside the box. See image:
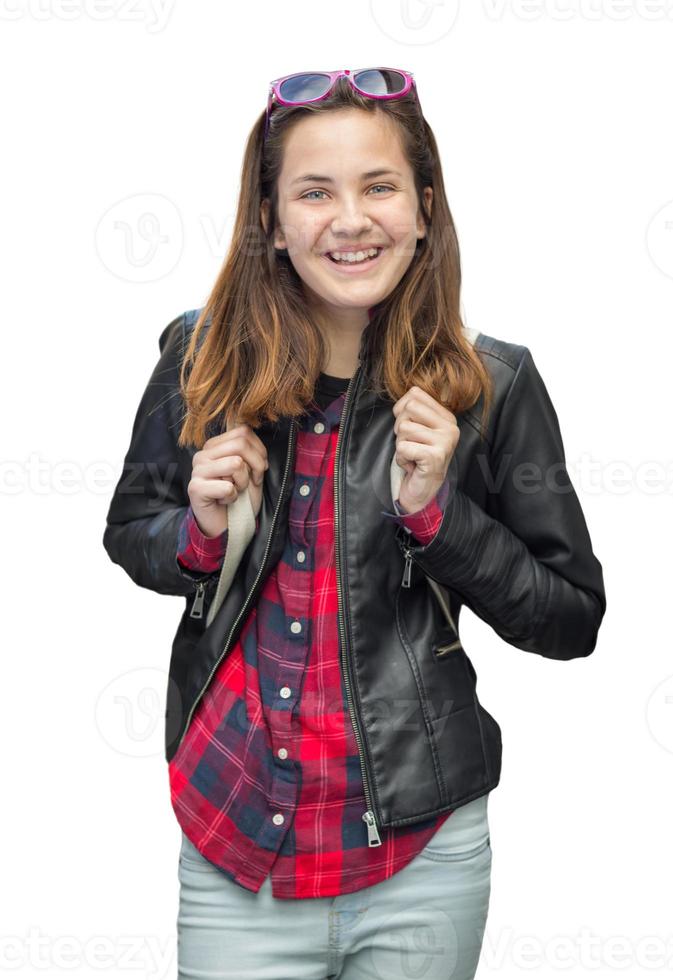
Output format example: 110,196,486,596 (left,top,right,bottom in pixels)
402,548,413,588
362,810,382,847
190,581,206,619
